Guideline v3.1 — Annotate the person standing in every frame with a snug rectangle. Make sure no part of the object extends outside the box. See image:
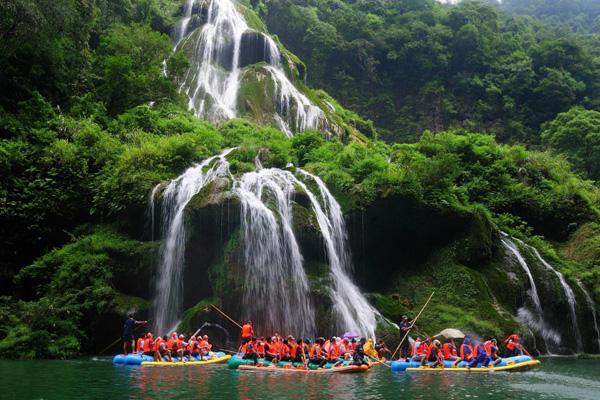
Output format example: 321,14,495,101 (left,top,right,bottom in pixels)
122,314,147,354
241,321,254,344
399,315,412,360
